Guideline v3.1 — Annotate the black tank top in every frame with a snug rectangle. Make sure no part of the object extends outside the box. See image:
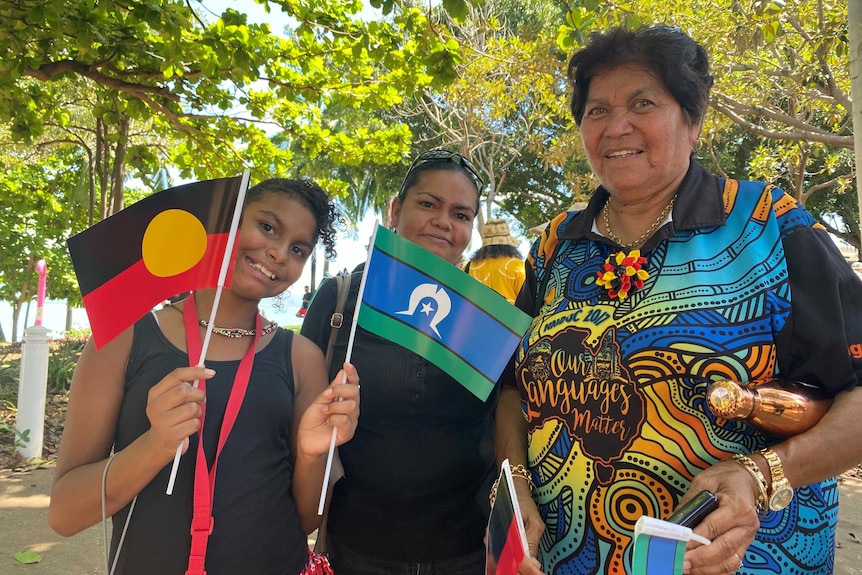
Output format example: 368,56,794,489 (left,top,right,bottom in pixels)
109,313,307,575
